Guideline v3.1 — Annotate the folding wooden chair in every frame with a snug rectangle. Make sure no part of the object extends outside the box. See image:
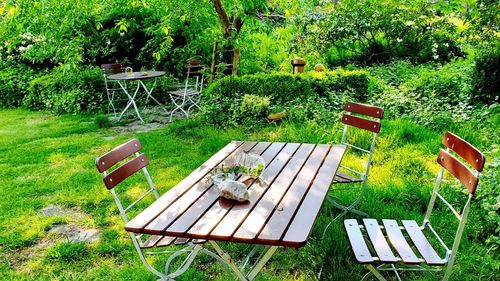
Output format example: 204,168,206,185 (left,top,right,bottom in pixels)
324,102,384,236
101,63,125,116
344,132,486,280
95,139,227,280
168,65,205,122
